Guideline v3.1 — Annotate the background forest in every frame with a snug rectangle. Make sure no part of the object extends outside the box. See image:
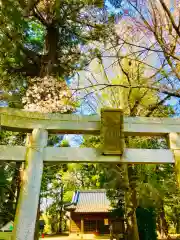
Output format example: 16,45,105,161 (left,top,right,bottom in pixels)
0,0,180,240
